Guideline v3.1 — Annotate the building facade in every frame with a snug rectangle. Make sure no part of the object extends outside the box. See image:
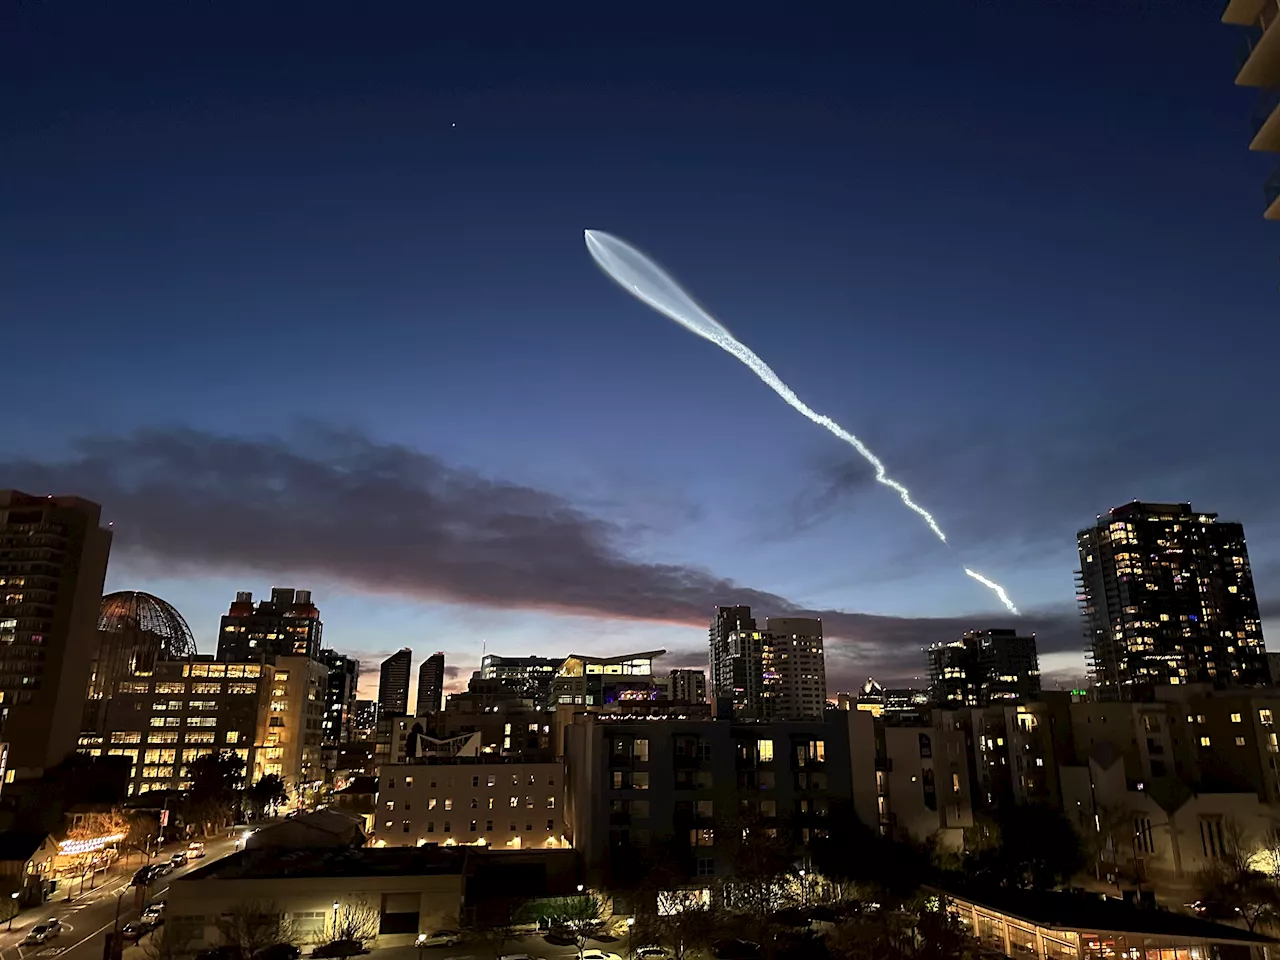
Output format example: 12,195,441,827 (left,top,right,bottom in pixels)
549,651,665,708
564,712,850,886
709,606,756,711
479,654,560,704
379,648,412,717
1076,502,1267,699
216,588,324,662
354,700,378,740
928,629,1041,707
79,654,325,799
708,607,827,720
0,491,112,776
669,669,708,705
375,759,566,850
764,617,827,720
320,650,359,746
417,652,445,716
